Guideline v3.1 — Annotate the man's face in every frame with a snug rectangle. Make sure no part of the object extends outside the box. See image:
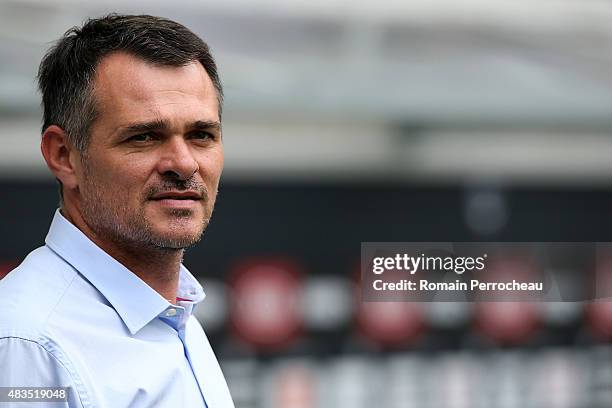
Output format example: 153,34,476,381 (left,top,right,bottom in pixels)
74,52,223,250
